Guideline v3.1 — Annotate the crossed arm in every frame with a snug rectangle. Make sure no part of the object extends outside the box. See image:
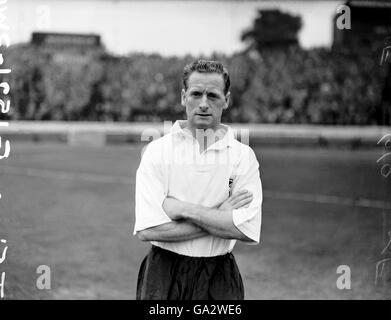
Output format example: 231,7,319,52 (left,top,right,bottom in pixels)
135,143,262,244
136,219,207,242
137,190,254,242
